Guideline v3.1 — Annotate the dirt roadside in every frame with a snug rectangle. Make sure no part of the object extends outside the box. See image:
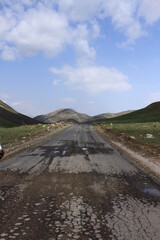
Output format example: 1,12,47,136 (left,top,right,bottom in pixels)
1,123,72,162
94,125,160,184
